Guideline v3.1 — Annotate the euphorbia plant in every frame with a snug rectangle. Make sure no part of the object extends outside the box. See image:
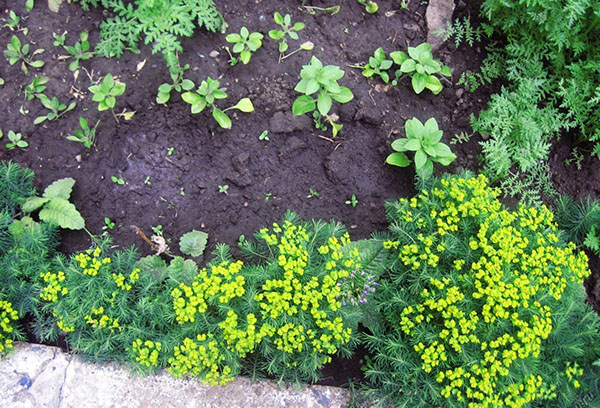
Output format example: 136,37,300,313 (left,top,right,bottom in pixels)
386,117,456,179
292,56,354,137
181,77,254,129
